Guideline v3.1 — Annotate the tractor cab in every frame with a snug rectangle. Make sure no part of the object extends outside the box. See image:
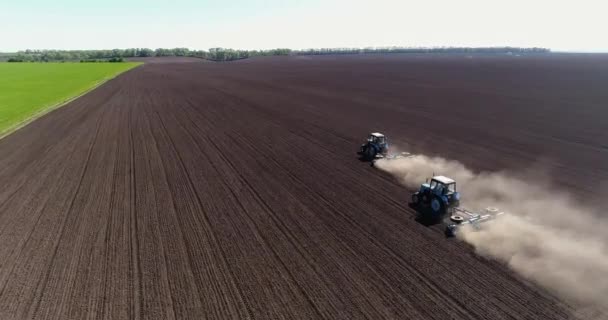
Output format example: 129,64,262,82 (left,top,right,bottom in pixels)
412,175,461,218
358,132,389,161
367,133,386,145
426,176,456,196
